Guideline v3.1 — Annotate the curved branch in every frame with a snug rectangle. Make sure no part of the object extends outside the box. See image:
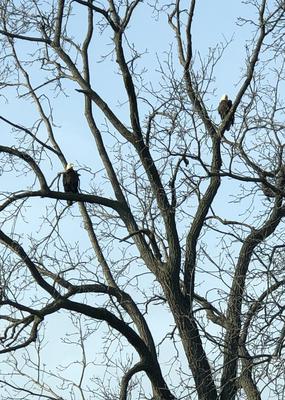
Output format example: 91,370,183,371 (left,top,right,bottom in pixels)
0,230,60,298
0,299,41,316
122,0,141,29
194,293,227,328
73,0,119,31
0,145,49,190
119,362,145,400
0,315,42,354
62,298,175,399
